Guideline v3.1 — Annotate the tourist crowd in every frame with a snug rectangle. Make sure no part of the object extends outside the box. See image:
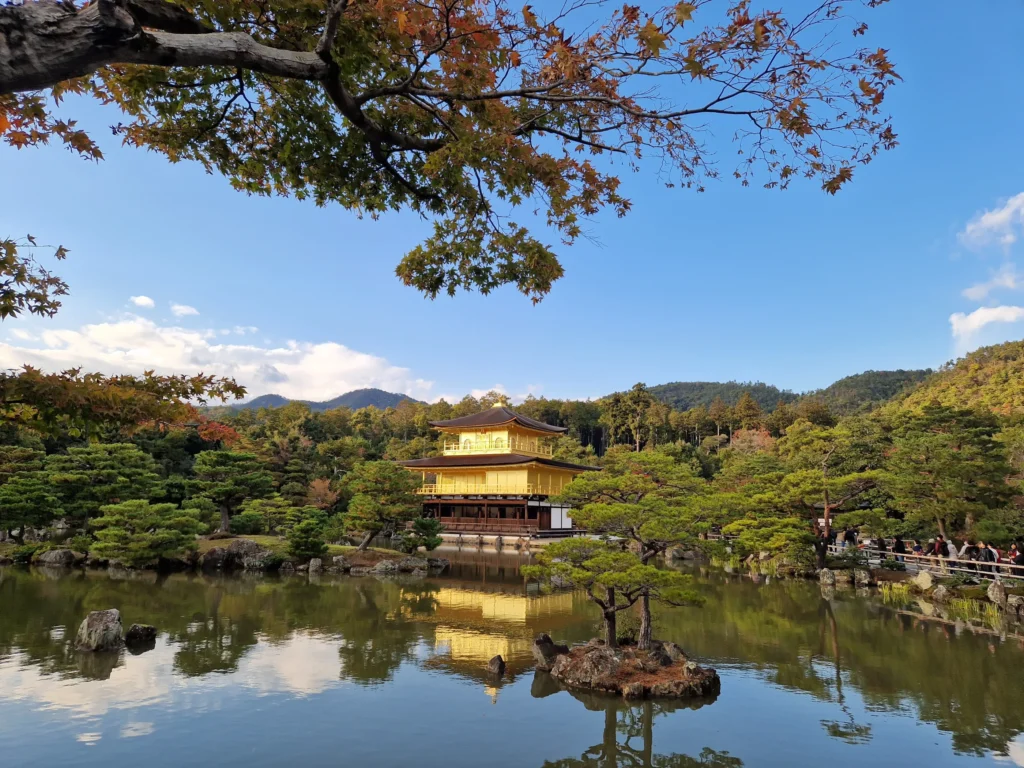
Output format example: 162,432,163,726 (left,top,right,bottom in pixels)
829,528,1024,575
